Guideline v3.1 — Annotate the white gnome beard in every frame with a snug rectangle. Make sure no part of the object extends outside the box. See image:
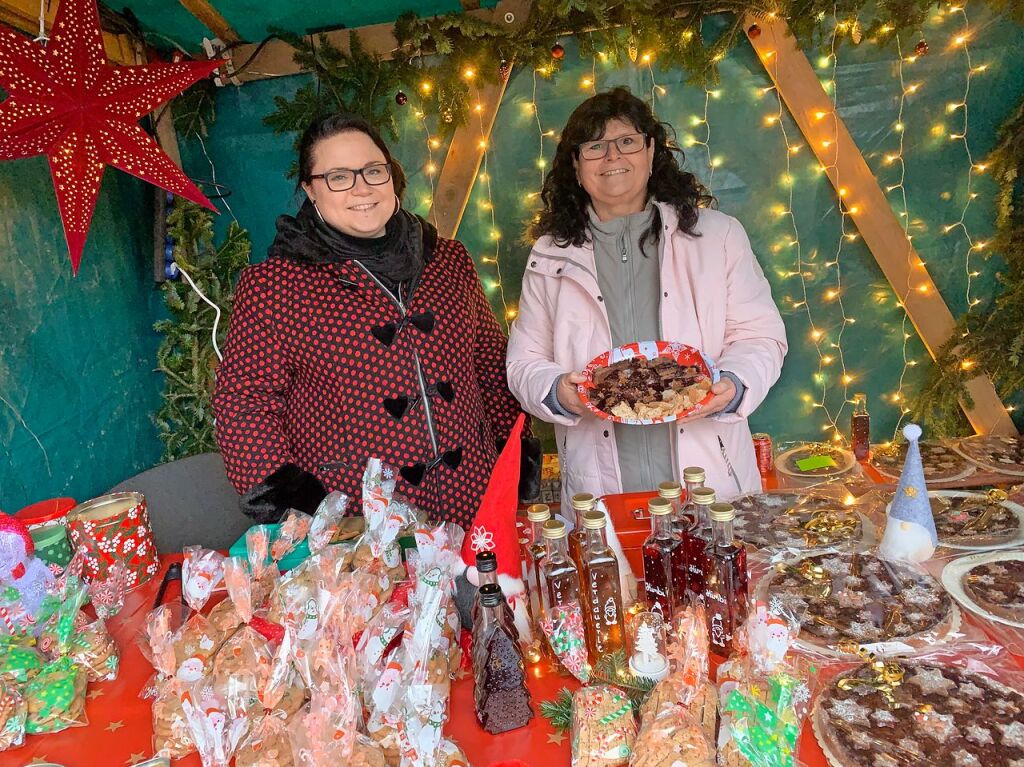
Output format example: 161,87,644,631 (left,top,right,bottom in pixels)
497,573,533,643
879,519,936,563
